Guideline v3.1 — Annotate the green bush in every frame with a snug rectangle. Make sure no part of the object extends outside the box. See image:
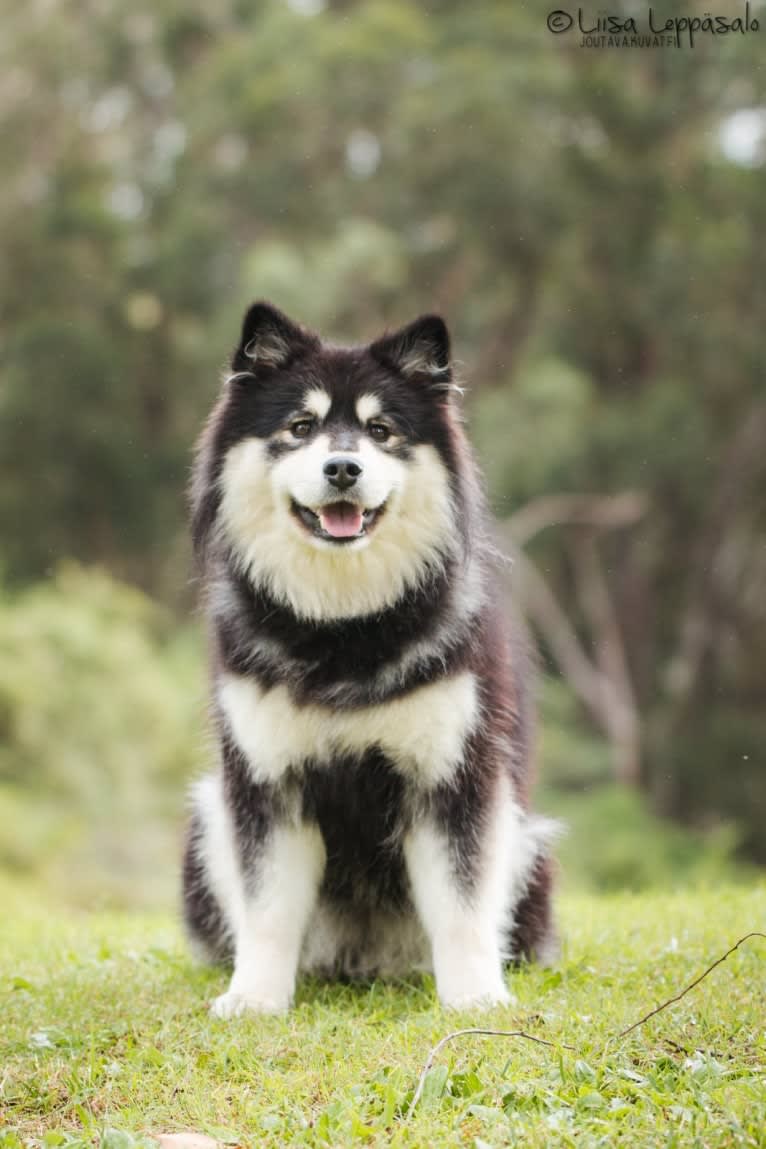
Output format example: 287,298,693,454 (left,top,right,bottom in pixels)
540,783,750,893
0,564,205,908
537,680,752,891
